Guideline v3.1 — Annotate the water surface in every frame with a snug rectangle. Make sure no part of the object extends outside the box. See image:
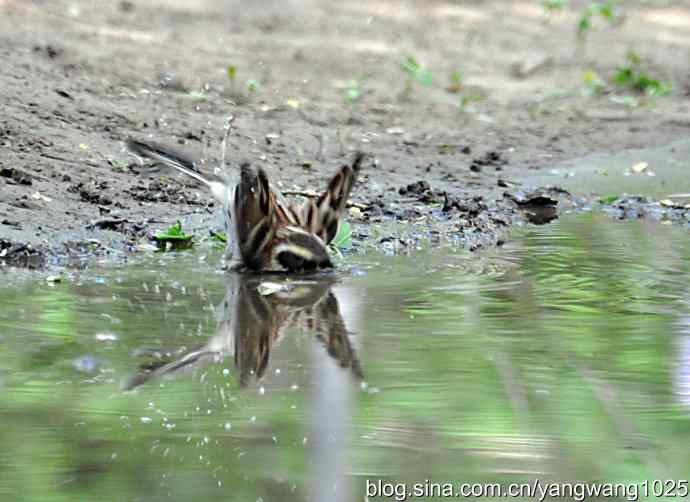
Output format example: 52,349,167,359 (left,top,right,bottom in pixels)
2,213,690,501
